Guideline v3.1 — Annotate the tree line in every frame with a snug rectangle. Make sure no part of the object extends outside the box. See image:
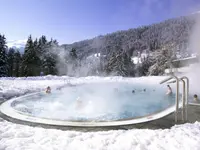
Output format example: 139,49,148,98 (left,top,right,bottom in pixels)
0,34,85,77
0,34,59,77
0,33,176,77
